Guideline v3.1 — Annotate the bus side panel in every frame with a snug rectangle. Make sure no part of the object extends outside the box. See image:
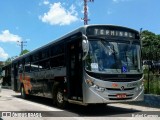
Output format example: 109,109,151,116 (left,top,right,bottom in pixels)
22,67,66,98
